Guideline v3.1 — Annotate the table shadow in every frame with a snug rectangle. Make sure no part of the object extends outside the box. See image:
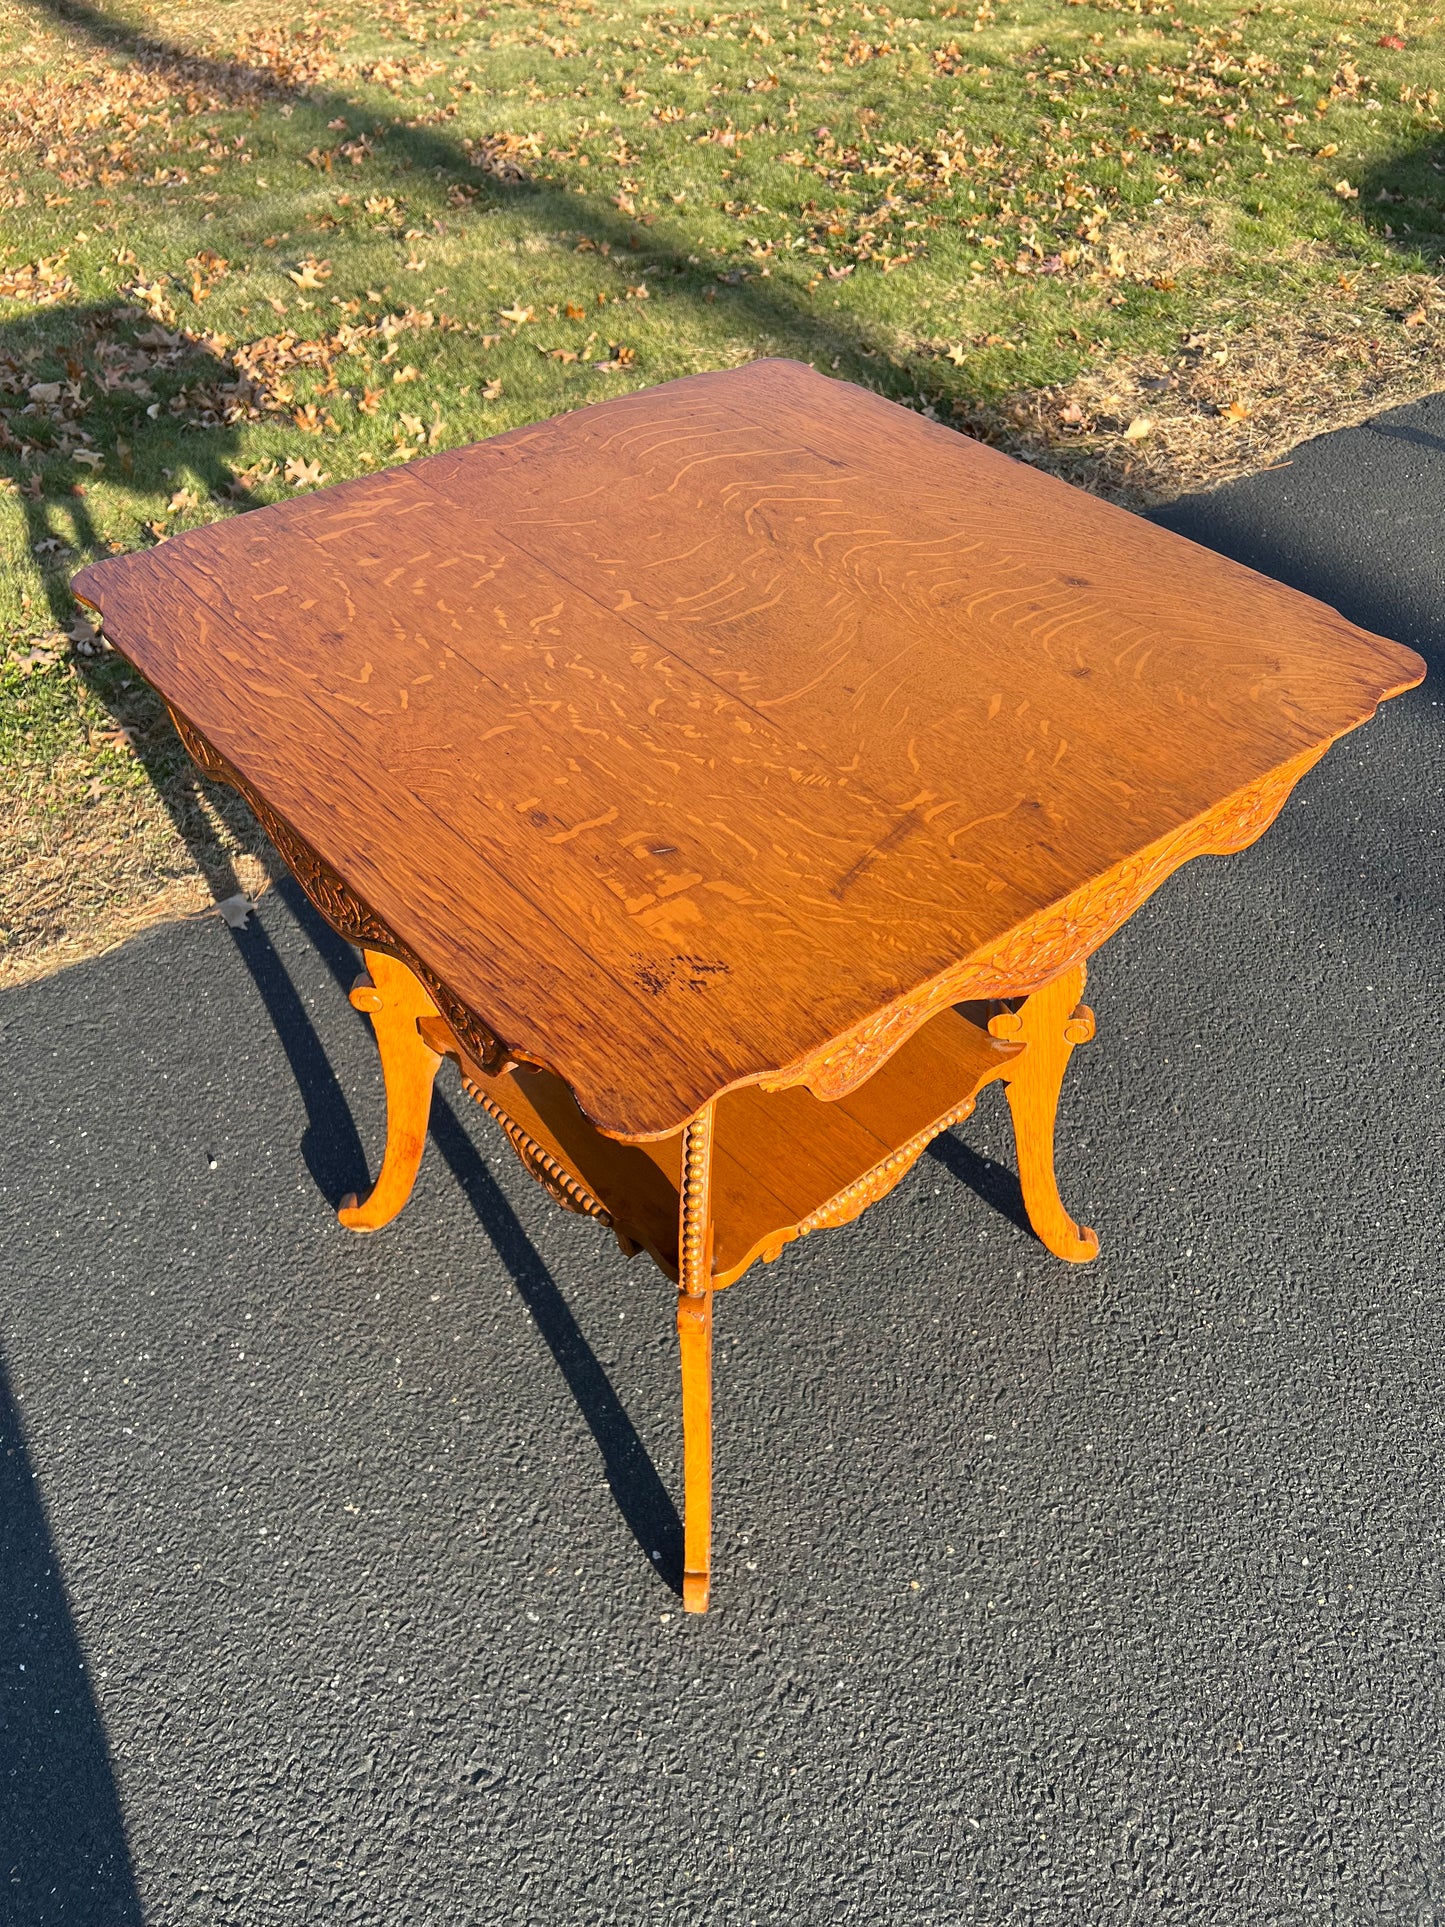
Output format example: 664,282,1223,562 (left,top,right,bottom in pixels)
240,882,683,1594
925,1129,1032,1244
0,1351,144,1926
227,903,369,1210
